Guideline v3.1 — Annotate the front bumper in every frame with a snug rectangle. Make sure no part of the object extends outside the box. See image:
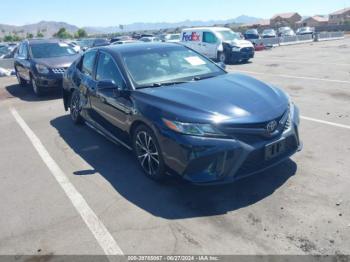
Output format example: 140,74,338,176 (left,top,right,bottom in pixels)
229,48,255,62
33,73,63,89
158,110,301,185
